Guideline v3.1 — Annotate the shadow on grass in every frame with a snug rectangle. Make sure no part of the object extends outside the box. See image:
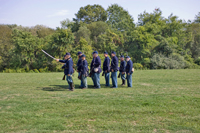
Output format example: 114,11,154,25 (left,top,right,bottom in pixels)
41,84,112,91
42,85,66,91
